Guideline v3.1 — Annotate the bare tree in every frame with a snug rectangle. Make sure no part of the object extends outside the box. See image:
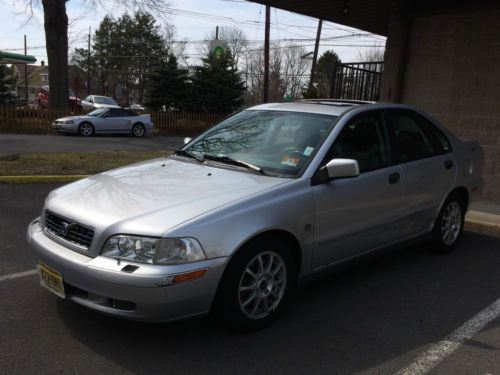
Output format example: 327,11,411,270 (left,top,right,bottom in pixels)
245,44,311,104
356,46,385,64
21,0,169,108
163,23,188,64
205,26,249,68
280,44,310,100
